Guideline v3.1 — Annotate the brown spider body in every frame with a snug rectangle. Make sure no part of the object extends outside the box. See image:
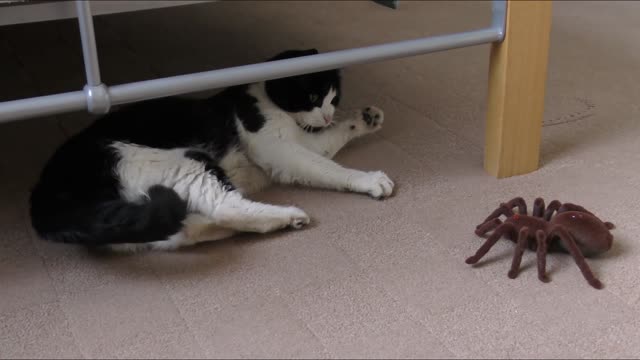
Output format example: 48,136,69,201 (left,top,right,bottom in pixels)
466,197,615,289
